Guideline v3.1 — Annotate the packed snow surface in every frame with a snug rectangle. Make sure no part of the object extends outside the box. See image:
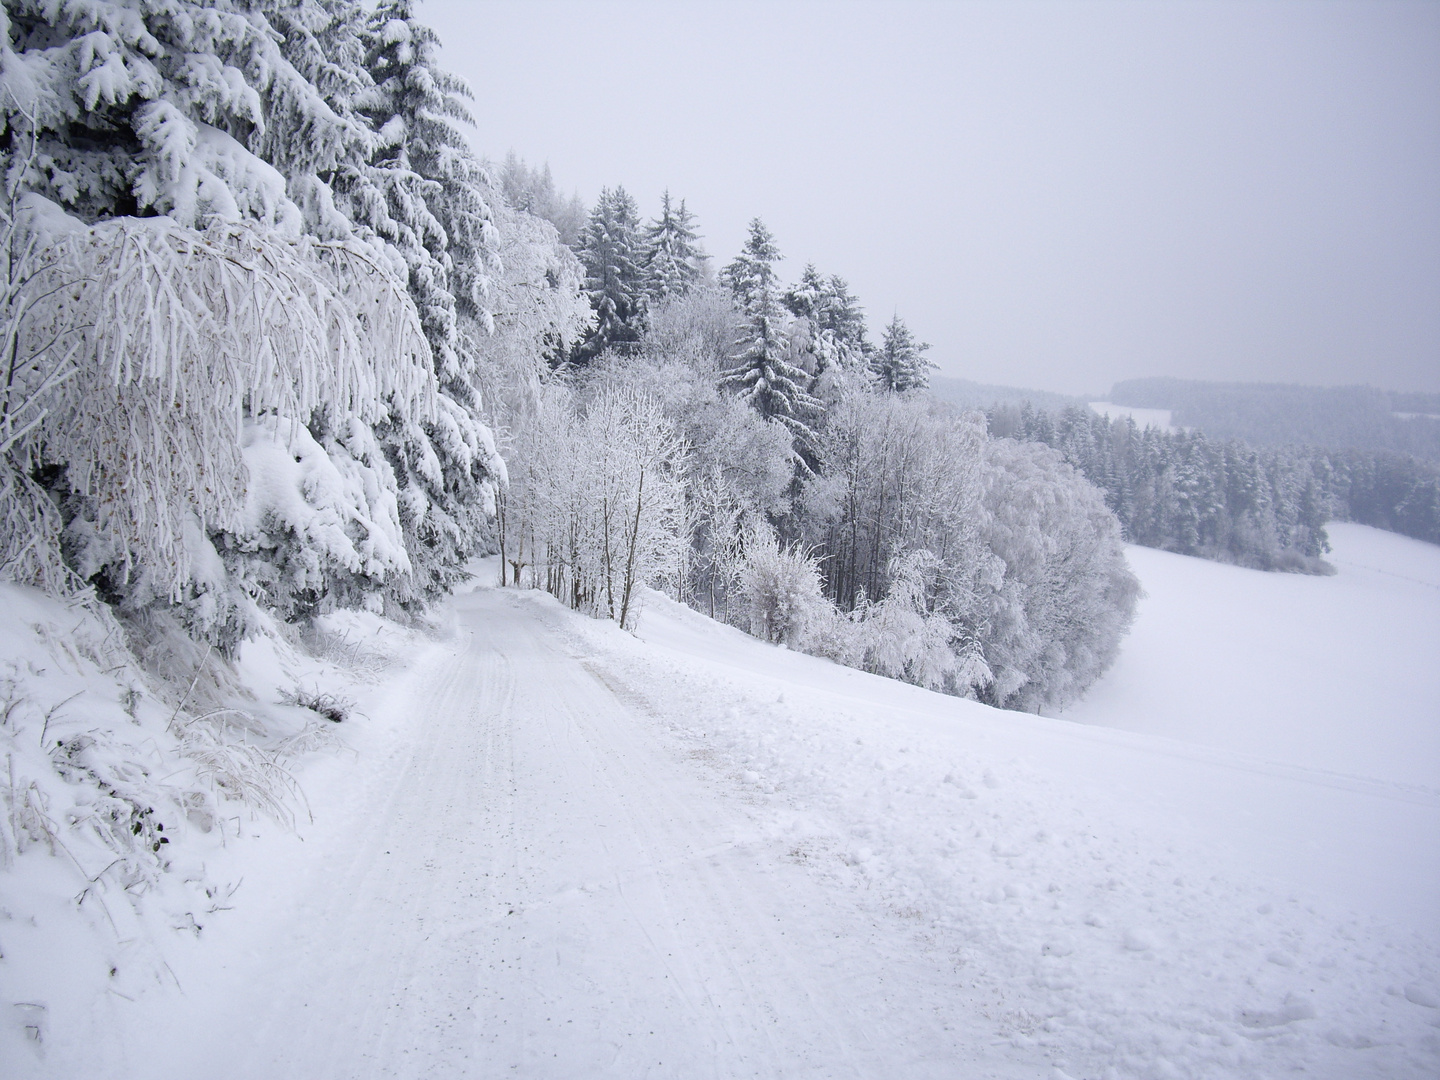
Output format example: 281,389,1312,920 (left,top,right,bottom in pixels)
6,526,1439,1078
